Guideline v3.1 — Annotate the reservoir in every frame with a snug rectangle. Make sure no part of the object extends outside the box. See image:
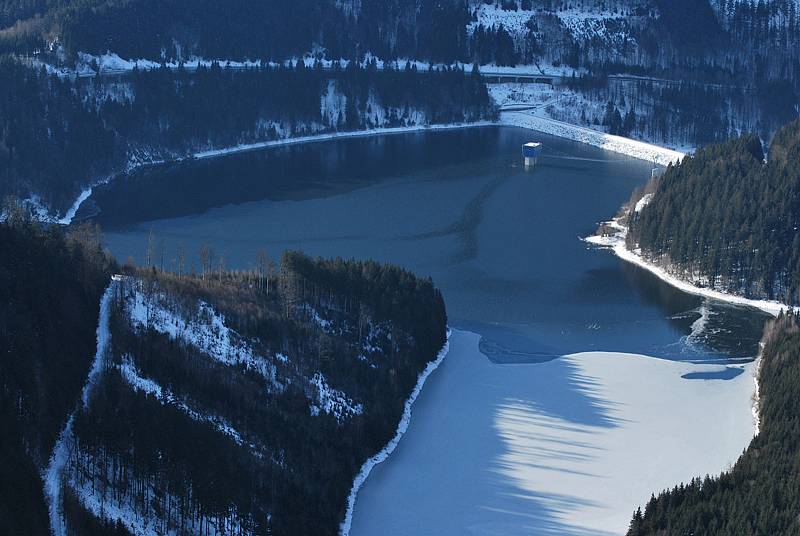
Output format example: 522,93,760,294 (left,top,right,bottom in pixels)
94,126,768,533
